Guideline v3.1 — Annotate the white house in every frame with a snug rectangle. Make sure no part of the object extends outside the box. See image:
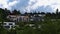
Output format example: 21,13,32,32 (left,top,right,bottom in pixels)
3,22,15,29
7,15,29,22
7,15,20,22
